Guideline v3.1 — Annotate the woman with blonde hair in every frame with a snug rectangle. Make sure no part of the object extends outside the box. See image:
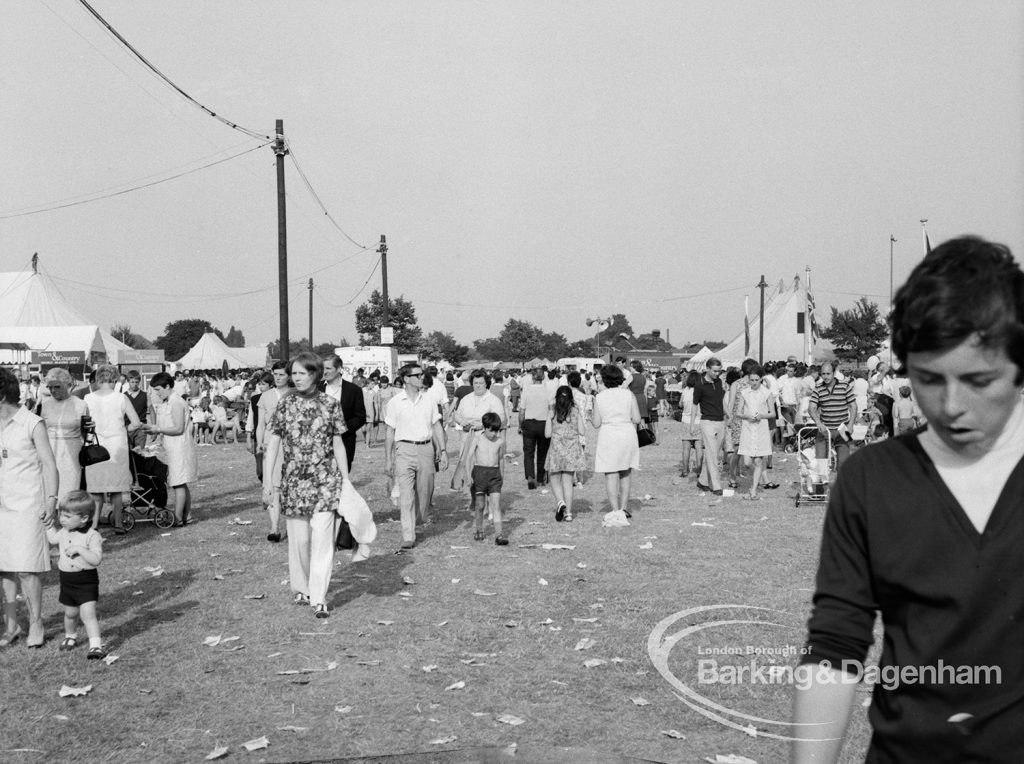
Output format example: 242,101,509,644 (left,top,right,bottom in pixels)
84,365,142,533
38,367,88,500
